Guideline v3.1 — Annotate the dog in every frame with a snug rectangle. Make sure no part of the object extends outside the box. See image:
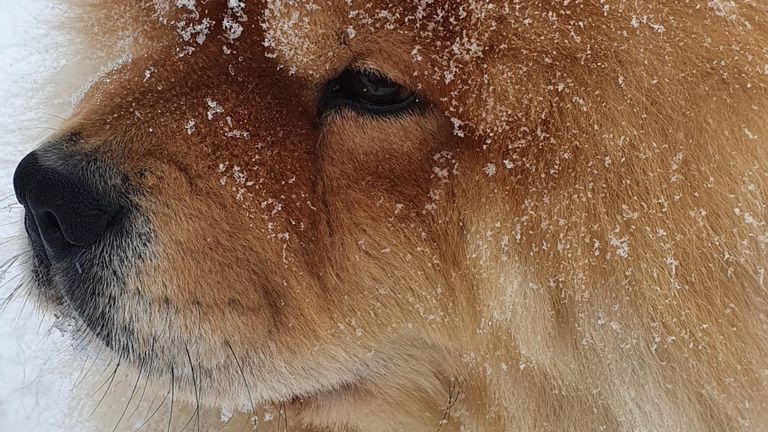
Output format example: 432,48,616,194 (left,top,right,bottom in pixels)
10,1,768,430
